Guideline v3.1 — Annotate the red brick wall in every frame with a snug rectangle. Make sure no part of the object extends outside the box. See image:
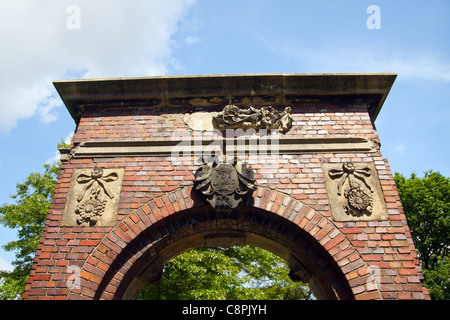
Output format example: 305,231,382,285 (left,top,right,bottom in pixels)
23,104,430,300
72,105,377,143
